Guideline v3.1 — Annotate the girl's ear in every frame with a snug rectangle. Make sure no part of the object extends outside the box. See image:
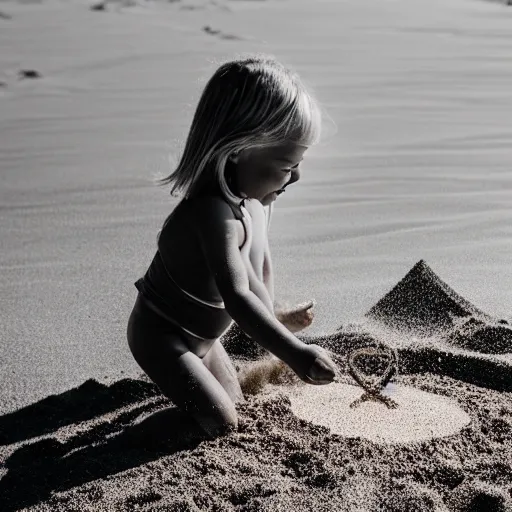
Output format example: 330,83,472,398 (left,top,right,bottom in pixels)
229,150,240,163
